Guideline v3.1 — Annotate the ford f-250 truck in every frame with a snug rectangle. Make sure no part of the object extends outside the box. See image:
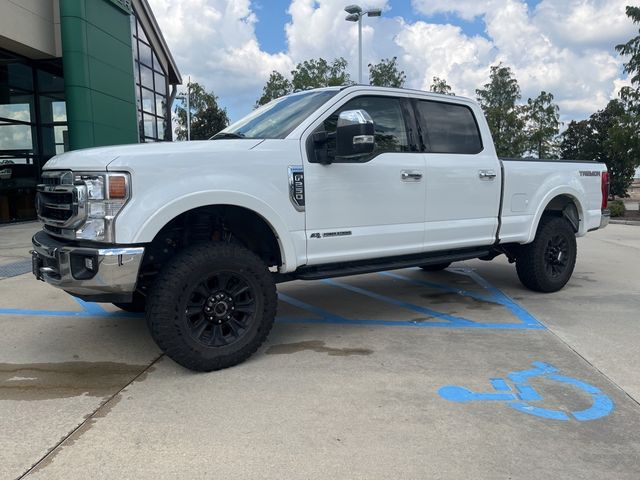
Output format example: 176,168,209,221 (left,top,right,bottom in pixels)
31,85,610,371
